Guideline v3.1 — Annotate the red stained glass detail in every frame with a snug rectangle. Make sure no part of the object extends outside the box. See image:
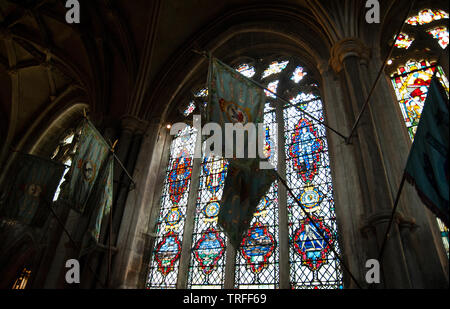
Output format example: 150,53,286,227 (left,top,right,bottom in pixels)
155,231,182,275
